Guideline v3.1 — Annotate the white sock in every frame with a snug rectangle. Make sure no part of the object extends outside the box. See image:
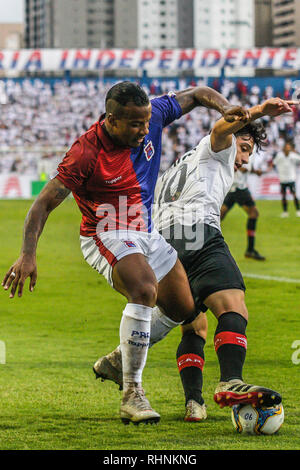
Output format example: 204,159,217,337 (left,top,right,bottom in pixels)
119,303,152,388
150,306,182,347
